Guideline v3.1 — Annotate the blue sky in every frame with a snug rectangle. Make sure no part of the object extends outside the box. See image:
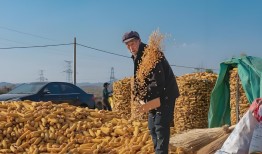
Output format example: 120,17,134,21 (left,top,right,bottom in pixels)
0,0,261,83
